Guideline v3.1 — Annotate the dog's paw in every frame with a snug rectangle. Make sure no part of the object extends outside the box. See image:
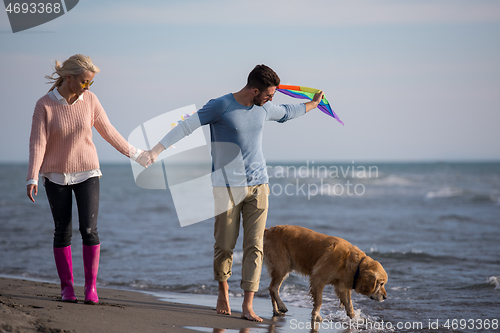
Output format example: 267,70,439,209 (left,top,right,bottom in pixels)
273,310,286,317
312,313,323,322
278,303,288,313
